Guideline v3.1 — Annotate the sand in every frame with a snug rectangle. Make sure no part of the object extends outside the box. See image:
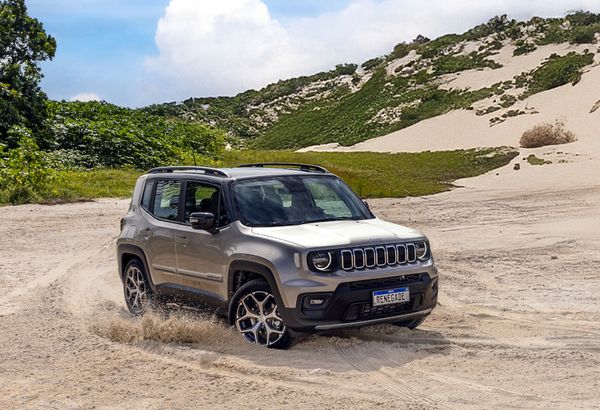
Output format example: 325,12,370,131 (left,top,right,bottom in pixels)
299,43,600,156
0,139,599,409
